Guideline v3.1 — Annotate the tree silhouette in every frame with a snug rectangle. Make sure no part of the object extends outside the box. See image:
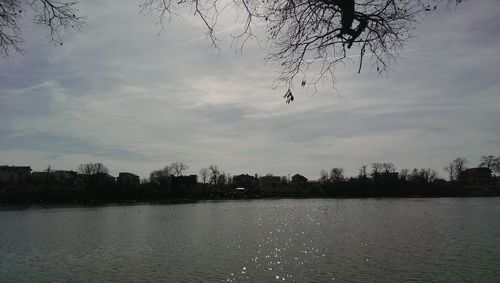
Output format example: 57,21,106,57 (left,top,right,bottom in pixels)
319,169,329,183
329,167,345,183
199,167,209,184
149,165,173,185
371,162,383,177
77,162,110,196
479,155,500,175
382,163,396,173
171,162,189,177
409,168,438,183
0,0,83,57
399,168,409,181
358,165,368,179
2,0,464,100
208,165,220,186
78,162,109,176
141,0,462,95
444,157,467,182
